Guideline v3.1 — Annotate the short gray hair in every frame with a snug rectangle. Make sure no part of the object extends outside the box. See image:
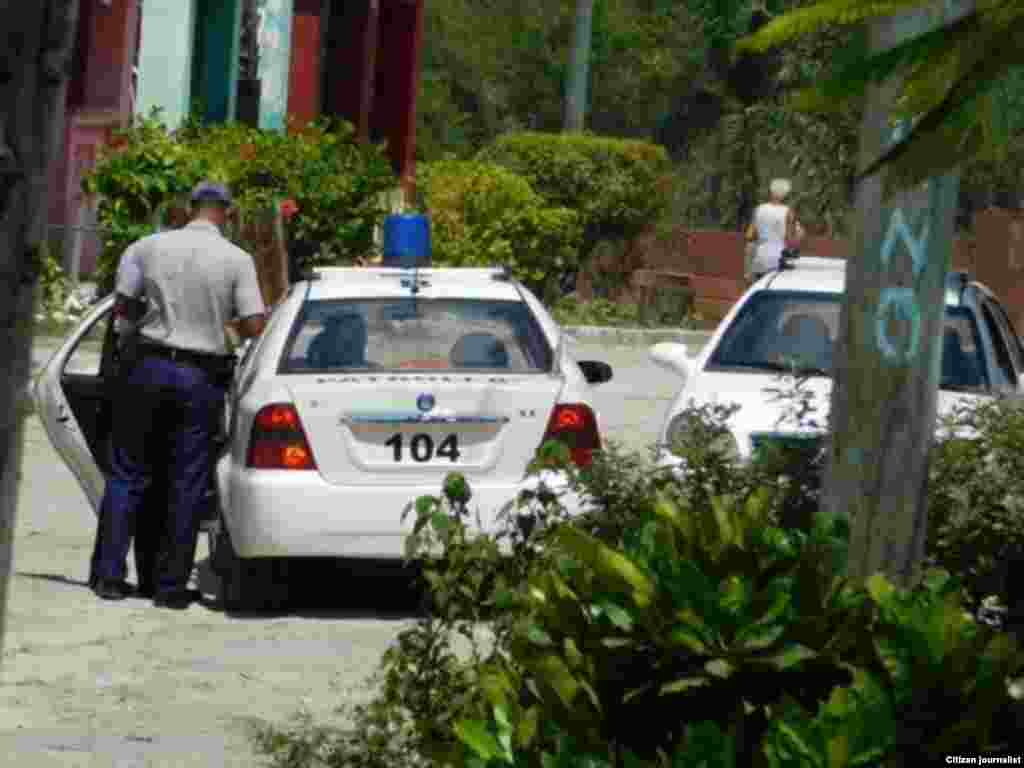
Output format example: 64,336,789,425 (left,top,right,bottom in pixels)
769,178,792,200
